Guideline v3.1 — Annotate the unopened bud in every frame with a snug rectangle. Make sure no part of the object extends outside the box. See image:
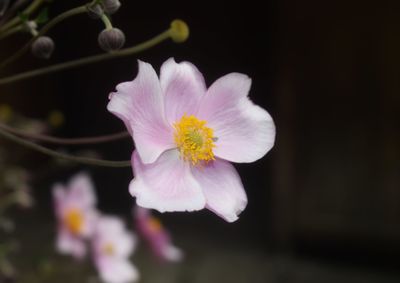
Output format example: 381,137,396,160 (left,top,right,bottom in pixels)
87,3,103,19
31,36,55,59
98,28,125,52
170,19,189,43
102,0,121,15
